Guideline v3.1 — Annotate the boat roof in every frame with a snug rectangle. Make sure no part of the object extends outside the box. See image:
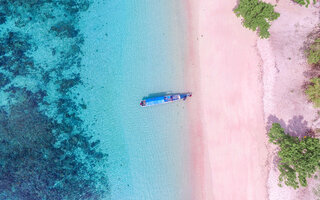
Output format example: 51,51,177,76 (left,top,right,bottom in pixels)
145,96,165,106
142,94,190,106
